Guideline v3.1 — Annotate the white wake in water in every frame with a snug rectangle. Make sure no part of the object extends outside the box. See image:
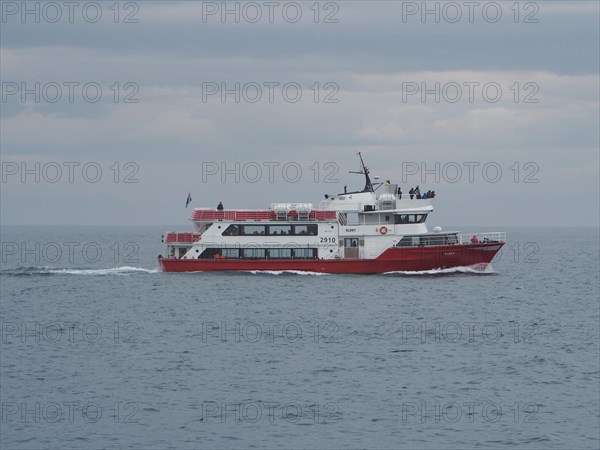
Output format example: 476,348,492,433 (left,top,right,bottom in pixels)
245,270,331,276
7,265,493,277
244,265,495,276
383,264,496,275
44,266,158,276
